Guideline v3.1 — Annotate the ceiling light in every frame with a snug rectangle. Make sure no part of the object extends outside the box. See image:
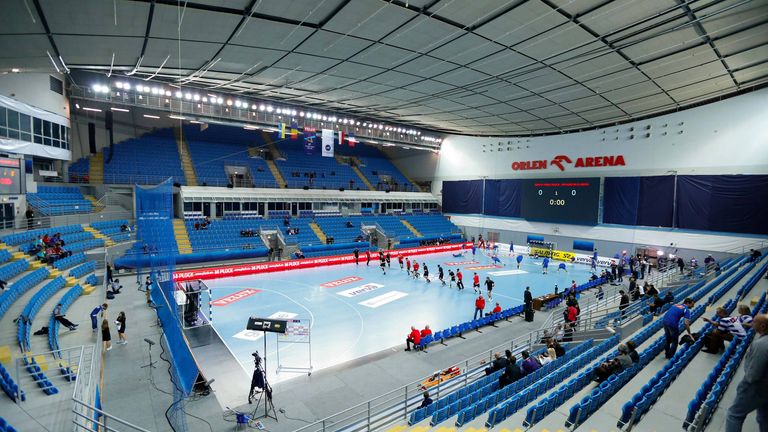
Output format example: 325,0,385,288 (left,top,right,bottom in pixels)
82,107,102,112
75,103,80,109
275,108,282,114
251,104,257,110
150,88,159,95
193,94,200,101
185,93,193,100
123,83,131,90
258,104,265,111
299,111,305,117
136,85,144,92
10,68,20,73
235,101,242,108
266,105,273,112
174,91,182,98
168,115,187,120
110,107,129,112
115,82,124,89
216,97,223,104
226,100,233,106
143,114,160,119
202,97,208,103
291,110,297,116
165,91,172,97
